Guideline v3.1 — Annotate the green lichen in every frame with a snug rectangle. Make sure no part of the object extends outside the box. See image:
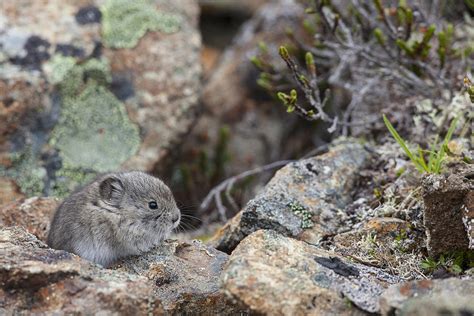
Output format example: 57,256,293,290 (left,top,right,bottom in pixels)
49,57,112,97
46,54,140,190
50,166,97,198
3,148,46,196
50,83,140,172
288,201,314,229
101,0,181,49
44,54,77,84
